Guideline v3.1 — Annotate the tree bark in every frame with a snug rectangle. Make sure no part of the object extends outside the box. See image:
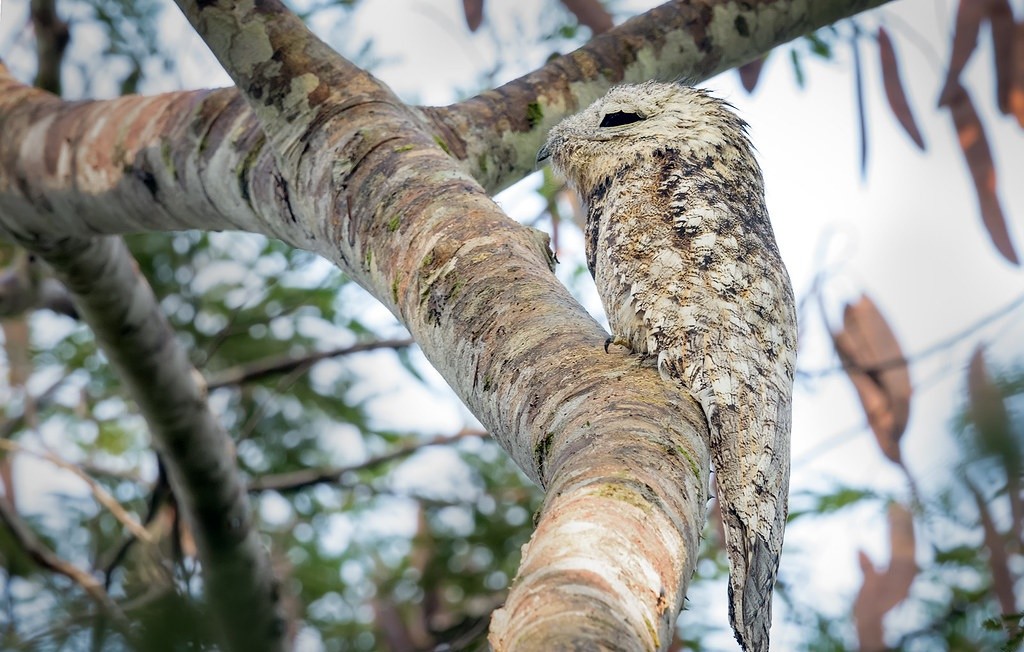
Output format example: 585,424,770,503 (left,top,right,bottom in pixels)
0,0,894,649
